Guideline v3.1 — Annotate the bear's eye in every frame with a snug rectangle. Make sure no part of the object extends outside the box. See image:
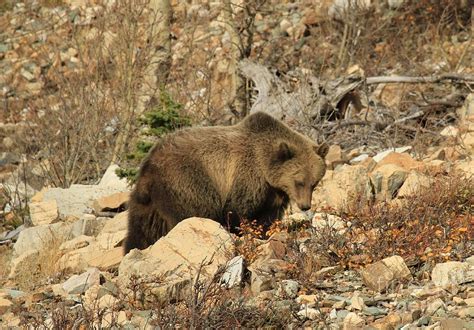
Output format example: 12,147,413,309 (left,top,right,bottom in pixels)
295,181,305,188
